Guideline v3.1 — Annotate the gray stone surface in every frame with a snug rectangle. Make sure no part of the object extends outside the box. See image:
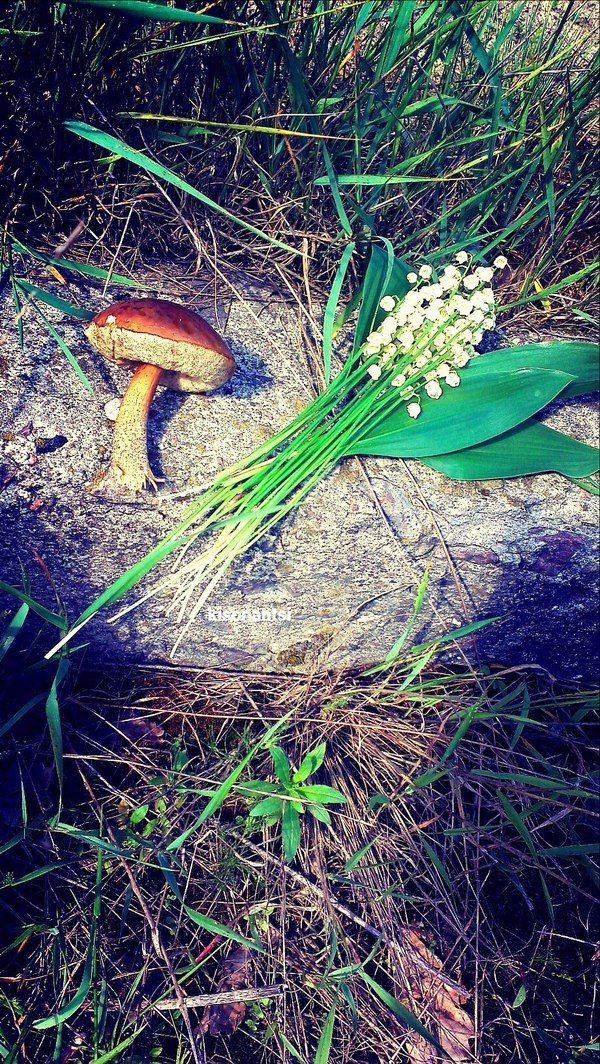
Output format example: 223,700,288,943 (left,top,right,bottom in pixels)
1,265,598,679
